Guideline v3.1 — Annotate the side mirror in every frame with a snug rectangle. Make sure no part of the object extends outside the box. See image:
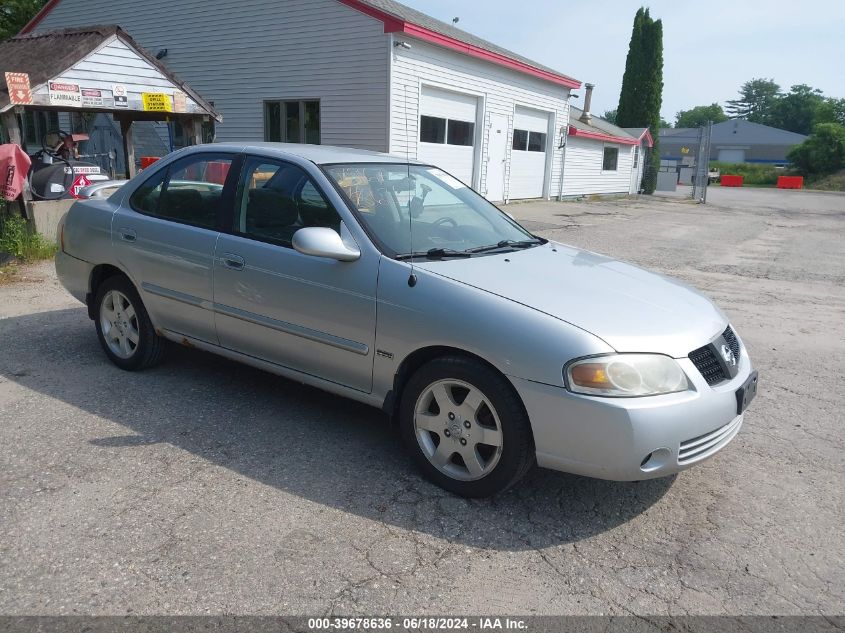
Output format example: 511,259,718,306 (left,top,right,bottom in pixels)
292,227,360,262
